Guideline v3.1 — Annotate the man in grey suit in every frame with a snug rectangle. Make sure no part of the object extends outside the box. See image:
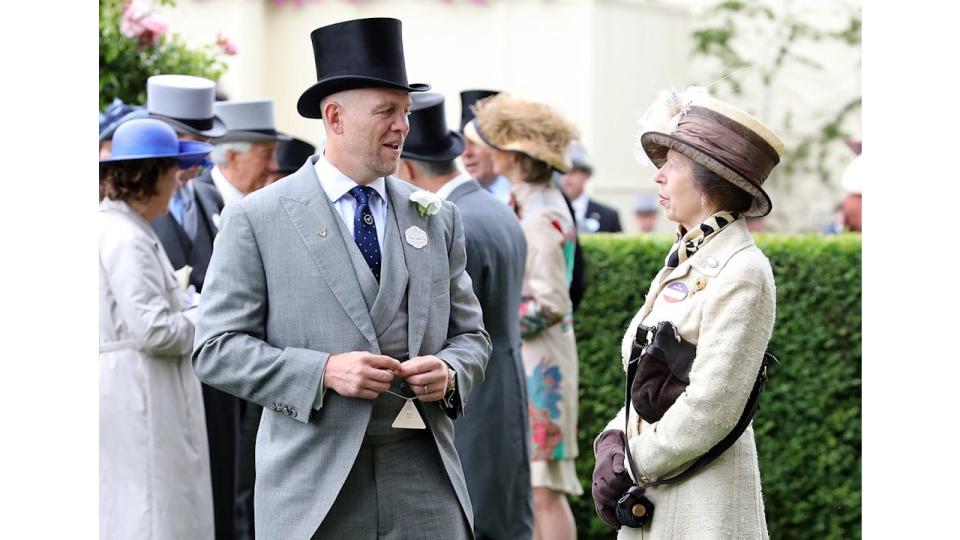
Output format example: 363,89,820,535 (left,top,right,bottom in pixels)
192,18,490,539
396,93,533,540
